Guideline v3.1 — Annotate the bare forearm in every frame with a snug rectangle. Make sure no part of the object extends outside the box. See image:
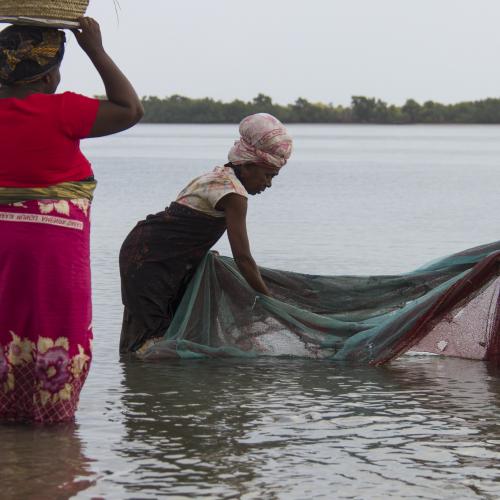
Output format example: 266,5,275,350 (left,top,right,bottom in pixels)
235,256,270,296
87,48,142,111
